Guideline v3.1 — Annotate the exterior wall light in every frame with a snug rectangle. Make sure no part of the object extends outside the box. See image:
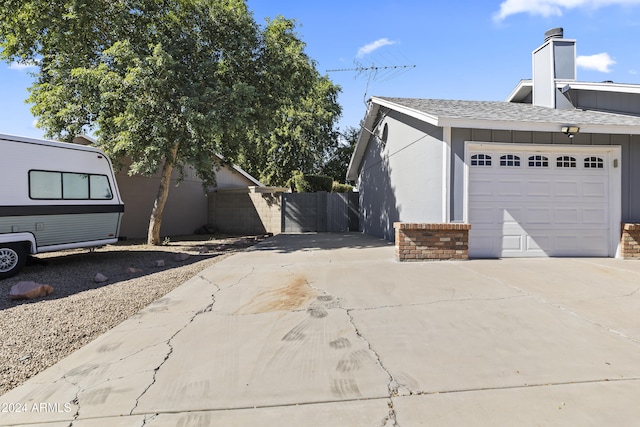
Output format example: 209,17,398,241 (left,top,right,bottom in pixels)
561,126,580,138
